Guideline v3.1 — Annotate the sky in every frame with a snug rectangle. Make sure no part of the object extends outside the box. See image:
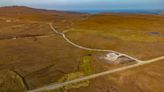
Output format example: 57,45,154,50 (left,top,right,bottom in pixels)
0,0,164,11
